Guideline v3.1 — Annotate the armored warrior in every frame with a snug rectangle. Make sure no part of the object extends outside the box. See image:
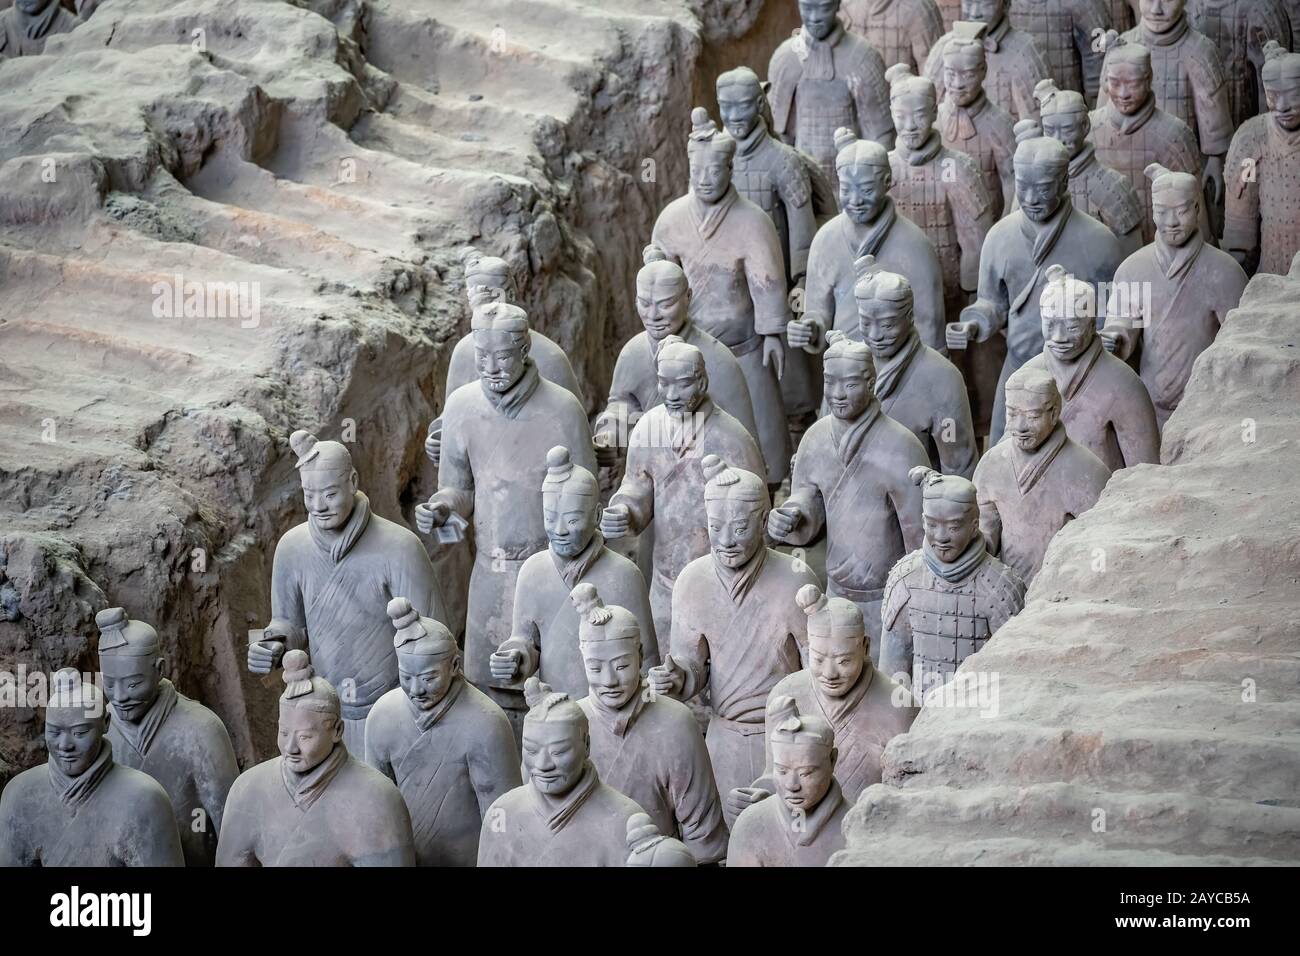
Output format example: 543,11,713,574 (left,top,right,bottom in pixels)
490,447,657,704
926,2,1051,122
841,0,945,76
364,598,521,867
1103,163,1247,426
801,130,946,351
219,652,416,866
477,677,647,867
972,366,1111,582
98,608,238,867
727,697,849,867
1008,0,1108,103
651,108,797,485
0,670,184,867
768,0,895,188
937,23,1018,219
571,584,729,865
1189,0,1292,128
1224,42,1300,276
1033,80,1145,257
647,455,820,826
880,469,1026,693
1089,35,1205,243
948,134,1122,444
1022,266,1159,471
769,333,928,653
251,429,446,754
0,0,78,58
